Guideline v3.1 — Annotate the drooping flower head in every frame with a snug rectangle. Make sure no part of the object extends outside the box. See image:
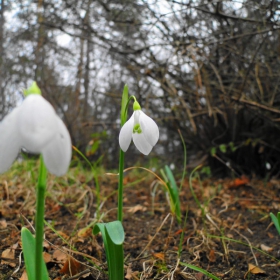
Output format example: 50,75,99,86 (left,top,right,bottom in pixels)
0,82,72,176
119,100,159,155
